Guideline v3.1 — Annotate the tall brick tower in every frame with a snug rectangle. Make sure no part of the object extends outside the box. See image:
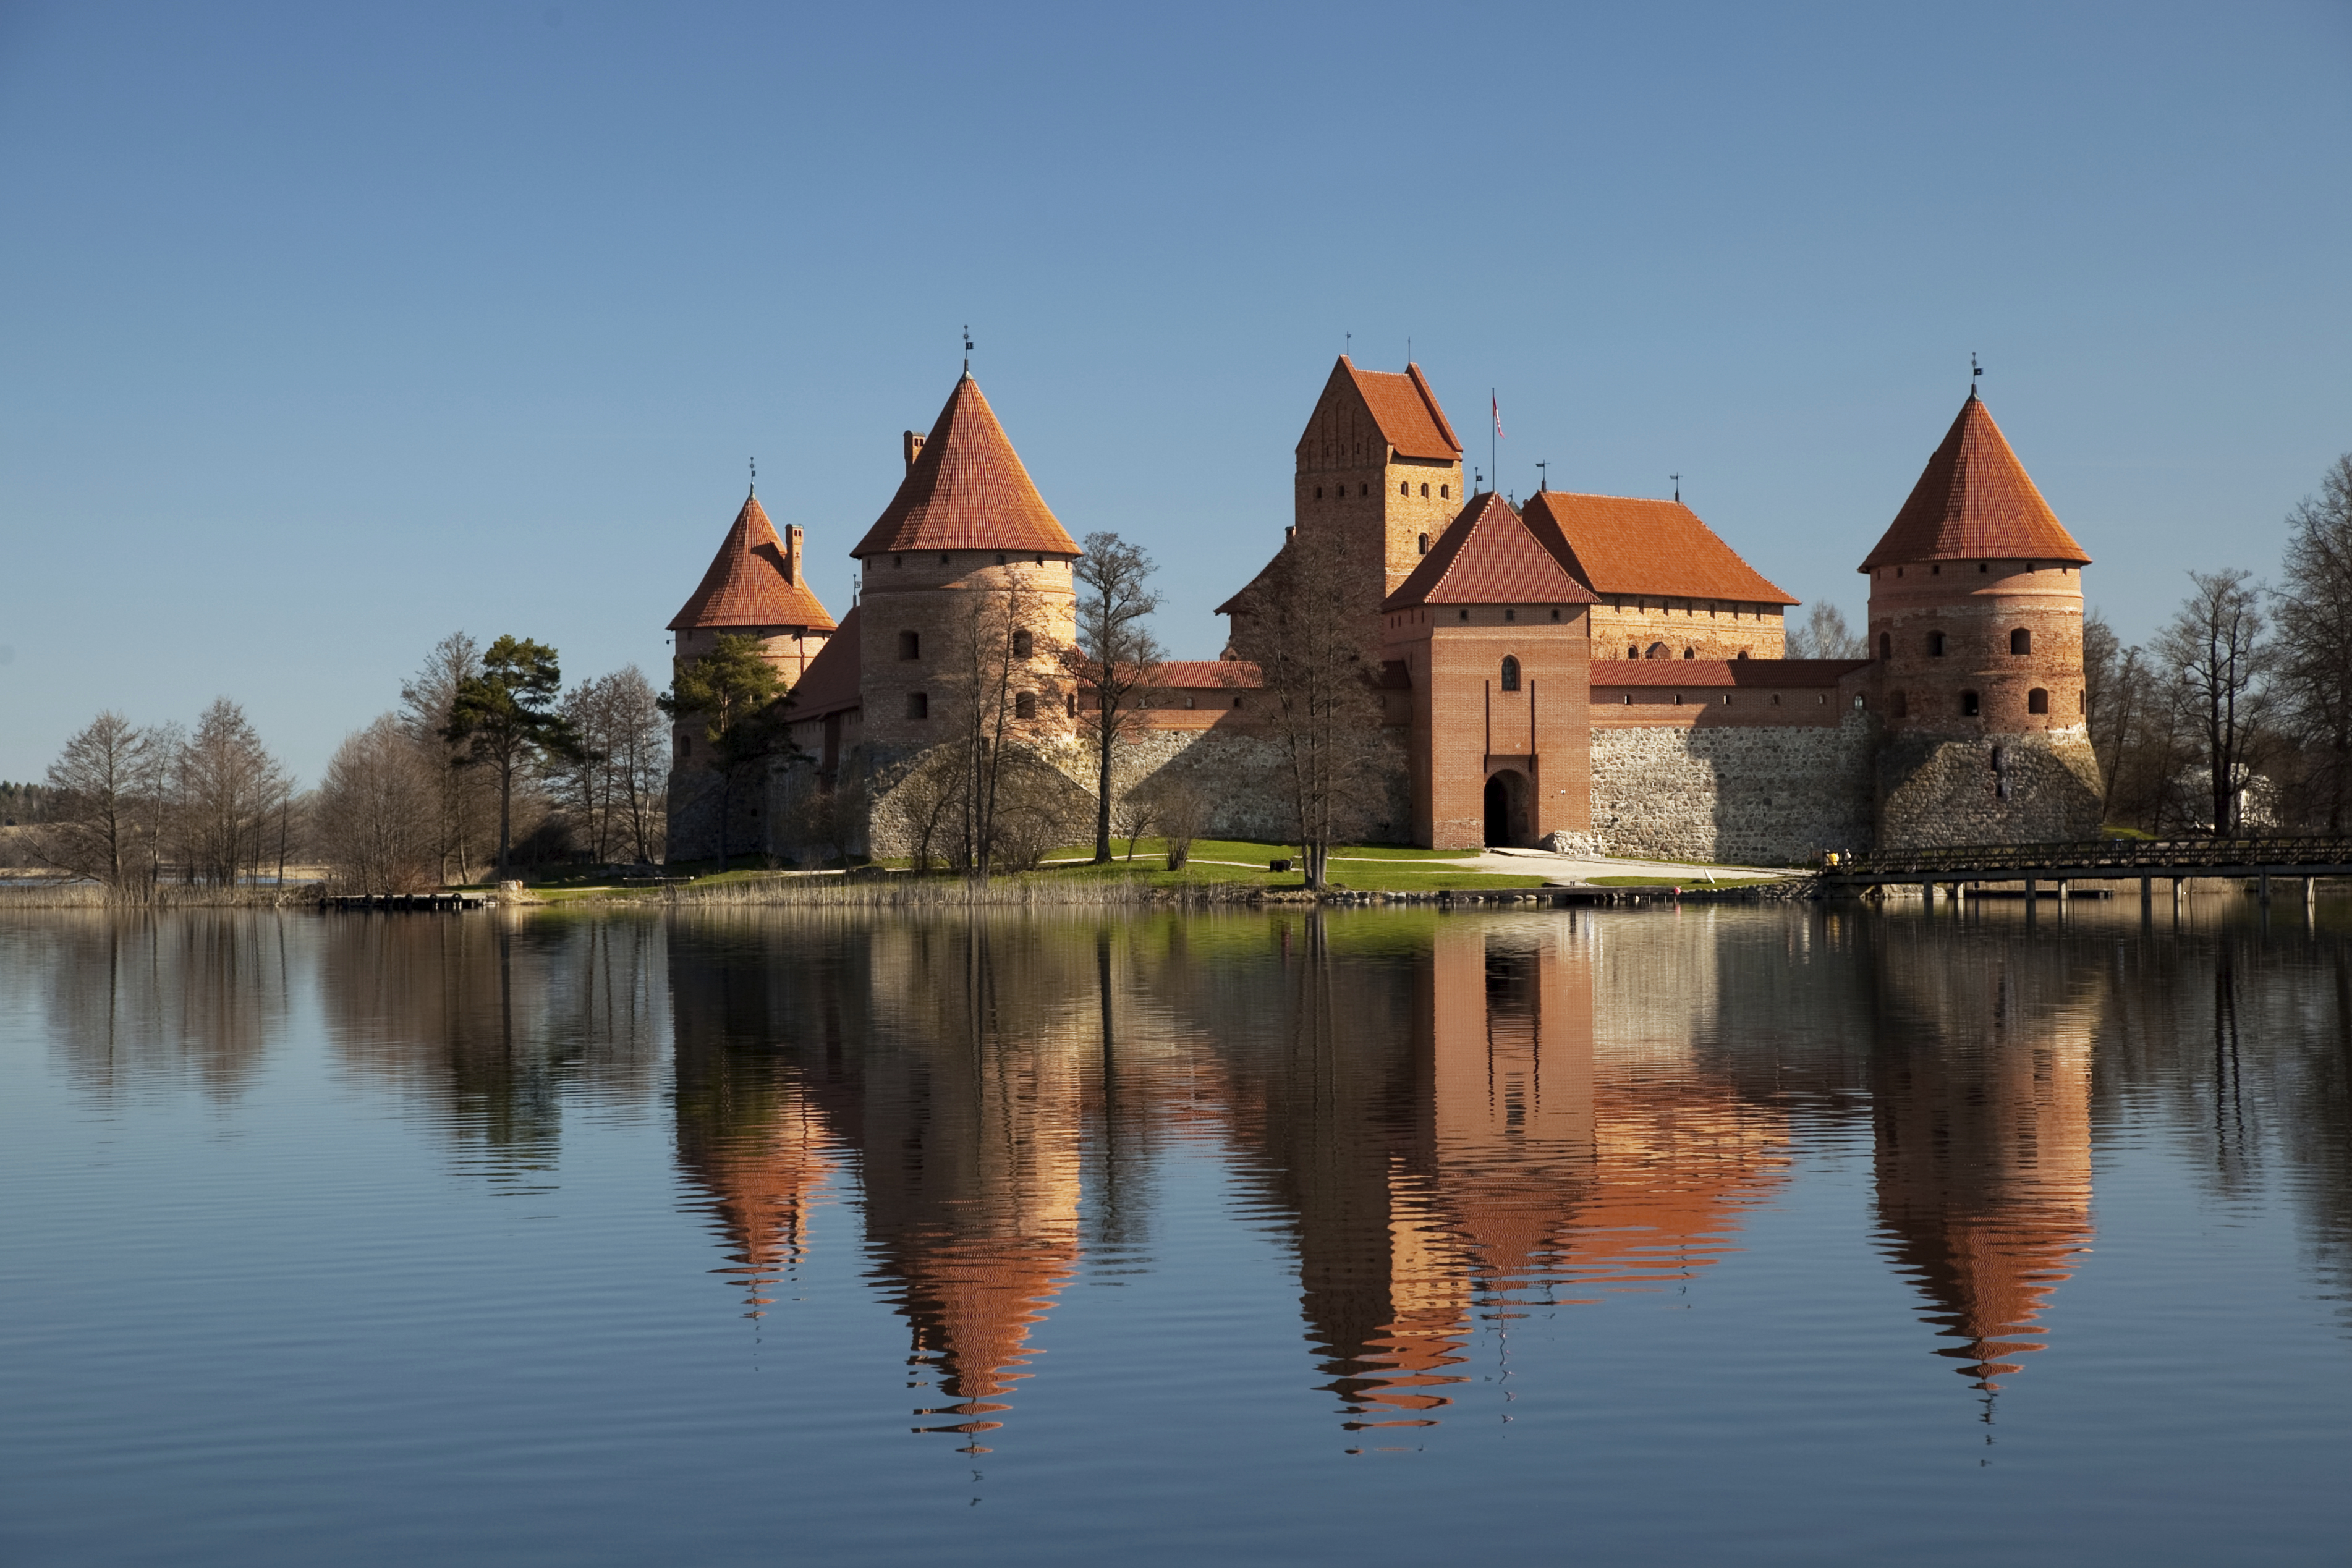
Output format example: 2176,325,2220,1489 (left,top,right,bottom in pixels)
666,489,837,857
1293,357,1466,625
1862,392,2104,846
850,373,1082,755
